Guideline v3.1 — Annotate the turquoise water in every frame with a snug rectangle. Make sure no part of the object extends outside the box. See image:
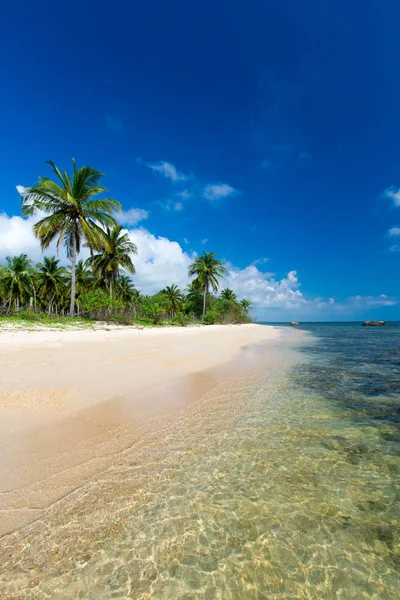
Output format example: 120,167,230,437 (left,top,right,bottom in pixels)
0,324,399,599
